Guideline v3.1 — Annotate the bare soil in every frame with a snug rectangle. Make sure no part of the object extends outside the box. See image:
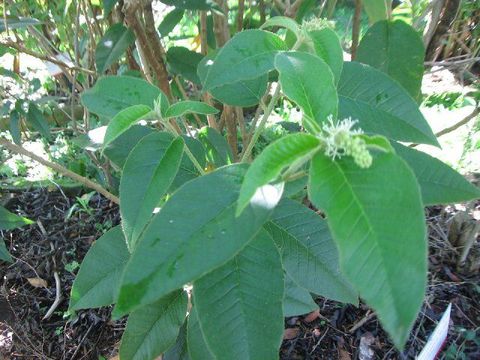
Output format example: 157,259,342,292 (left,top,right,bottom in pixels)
1,189,479,360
